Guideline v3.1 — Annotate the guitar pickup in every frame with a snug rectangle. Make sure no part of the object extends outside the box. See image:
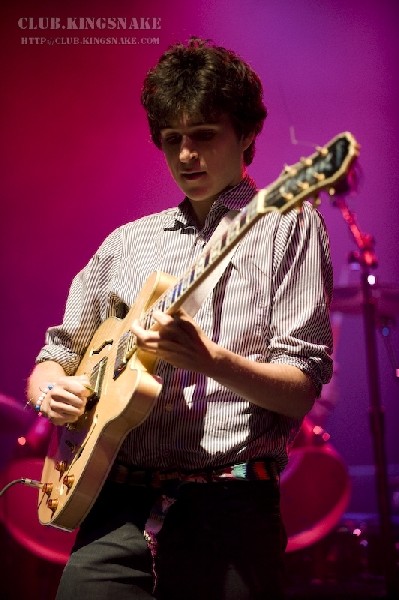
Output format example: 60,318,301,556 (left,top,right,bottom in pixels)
85,356,107,411
114,331,137,379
